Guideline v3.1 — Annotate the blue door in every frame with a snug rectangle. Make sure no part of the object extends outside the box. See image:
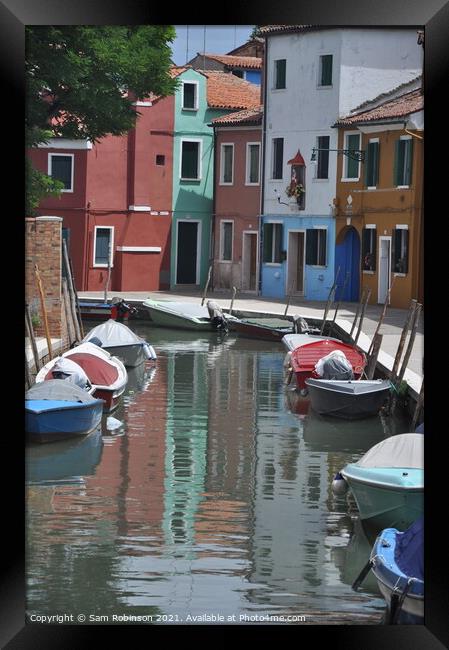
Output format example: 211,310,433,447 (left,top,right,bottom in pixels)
335,228,360,301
